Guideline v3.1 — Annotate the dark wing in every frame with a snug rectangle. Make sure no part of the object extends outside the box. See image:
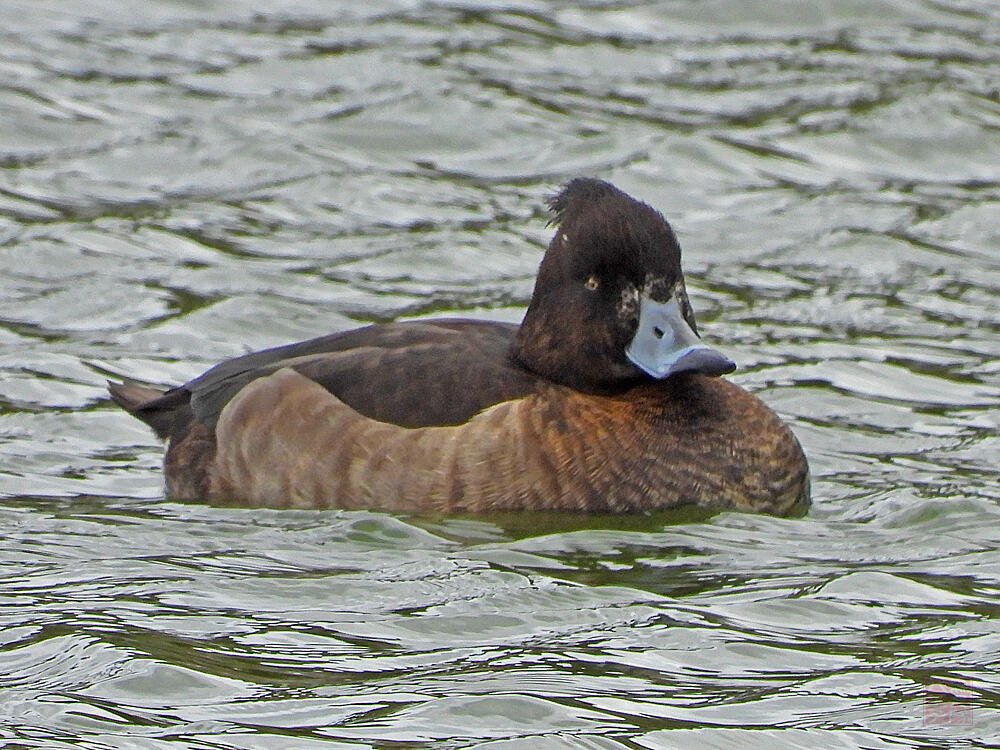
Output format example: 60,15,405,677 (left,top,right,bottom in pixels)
112,319,541,438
